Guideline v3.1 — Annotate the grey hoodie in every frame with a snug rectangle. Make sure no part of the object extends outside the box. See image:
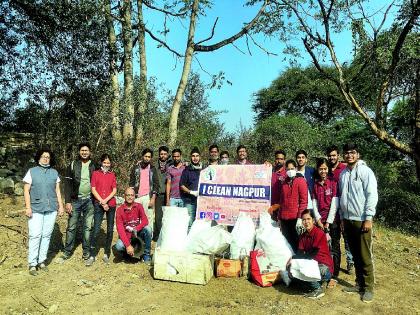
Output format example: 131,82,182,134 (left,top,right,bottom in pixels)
338,160,378,221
